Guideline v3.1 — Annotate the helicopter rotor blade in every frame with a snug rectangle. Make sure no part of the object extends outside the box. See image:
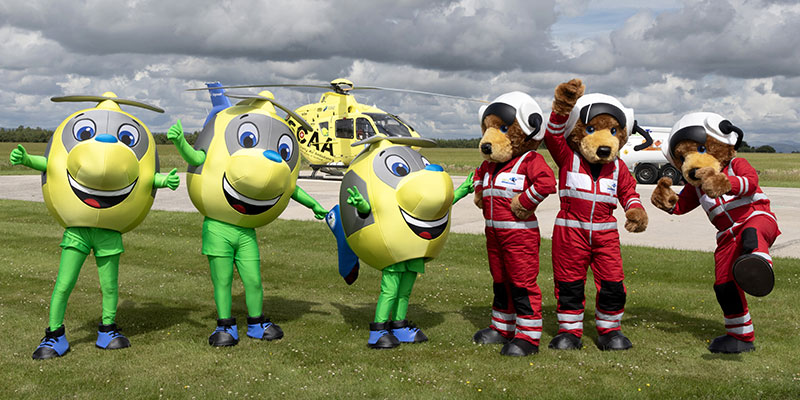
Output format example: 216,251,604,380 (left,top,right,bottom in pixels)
224,93,314,132
51,95,165,113
351,86,488,103
187,84,330,92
